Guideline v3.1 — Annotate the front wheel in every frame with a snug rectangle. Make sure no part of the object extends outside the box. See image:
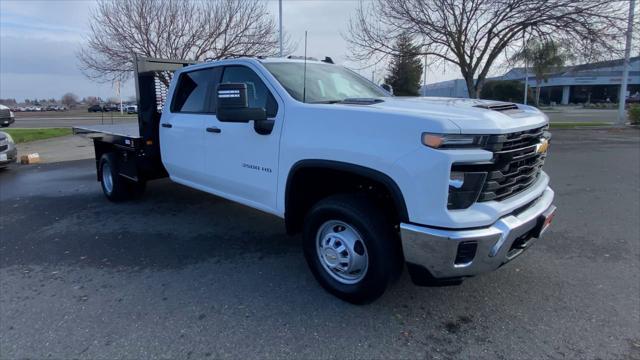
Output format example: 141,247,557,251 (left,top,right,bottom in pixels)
303,194,403,304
